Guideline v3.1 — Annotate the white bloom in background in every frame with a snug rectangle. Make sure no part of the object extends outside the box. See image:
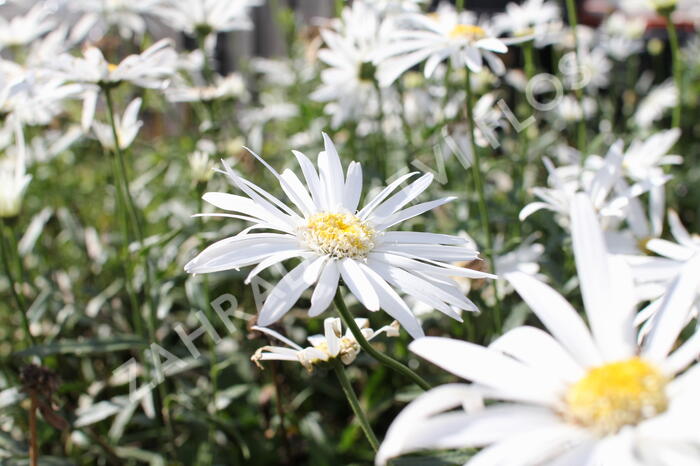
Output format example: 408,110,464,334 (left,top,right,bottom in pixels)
492,0,563,47
92,97,143,150
600,12,645,61
374,3,508,87
153,0,263,35
647,210,700,263
635,80,678,130
377,193,700,465
188,150,215,184
310,1,391,127
554,95,596,123
520,141,661,227
561,47,612,91
0,4,55,50
49,39,176,130
0,122,31,218
252,317,399,372
68,0,162,41
167,73,248,103
185,133,493,338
